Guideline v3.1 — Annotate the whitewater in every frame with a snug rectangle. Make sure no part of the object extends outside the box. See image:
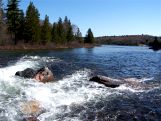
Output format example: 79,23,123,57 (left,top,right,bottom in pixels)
0,55,158,121
0,45,161,121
